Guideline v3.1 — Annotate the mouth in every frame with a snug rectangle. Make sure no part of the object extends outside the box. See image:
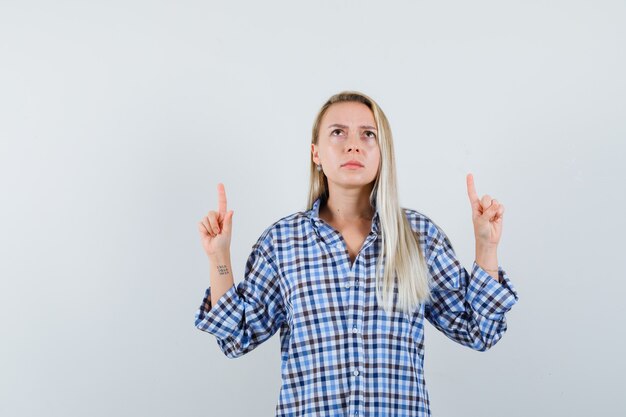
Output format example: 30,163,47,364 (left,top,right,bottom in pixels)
341,161,364,168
